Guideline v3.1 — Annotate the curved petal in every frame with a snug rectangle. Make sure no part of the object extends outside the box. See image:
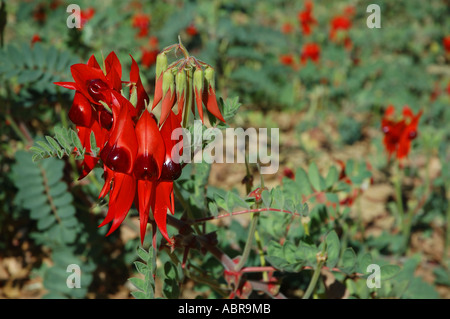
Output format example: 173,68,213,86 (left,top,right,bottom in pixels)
98,172,136,236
